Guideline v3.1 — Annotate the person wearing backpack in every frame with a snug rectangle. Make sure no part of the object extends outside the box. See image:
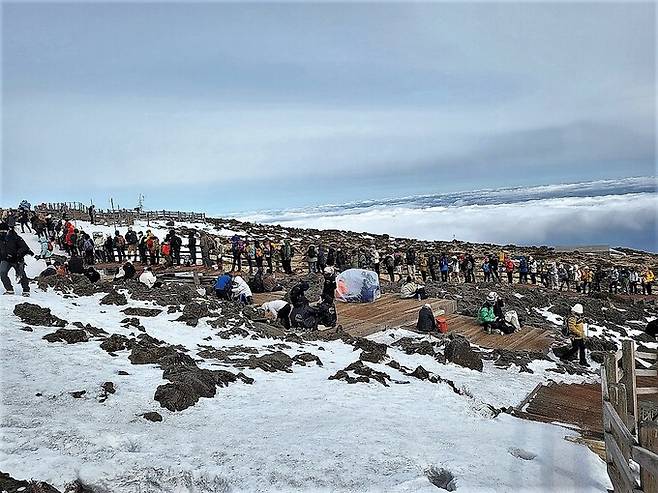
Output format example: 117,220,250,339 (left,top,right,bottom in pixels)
405,248,417,278
83,234,95,265
114,231,126,262
384,253,395,283
419,253,429,282
560,303,589,366
104,234,115,262
519,256,528,284
439,254,450,282
504,256,514,284
558,264,569,291
230,234,242,272
125,226,138,262
200,233,214,268
161,241,172,267
187,231,197,265
427,253,437,282
138,232,148,264
281,239,294,275
168,230,182,266
306,244,317,274
317,244,327,273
